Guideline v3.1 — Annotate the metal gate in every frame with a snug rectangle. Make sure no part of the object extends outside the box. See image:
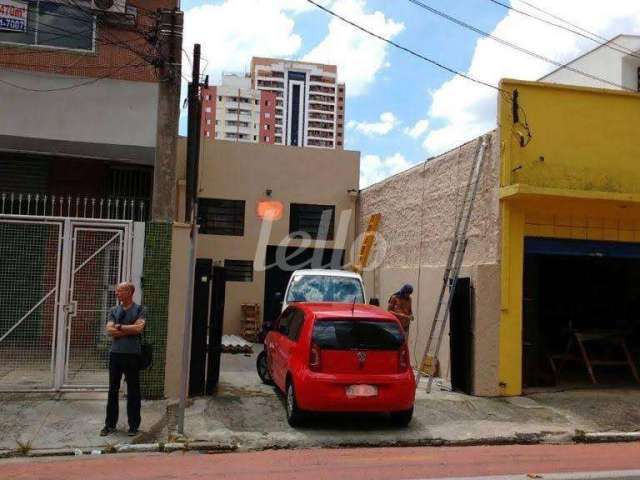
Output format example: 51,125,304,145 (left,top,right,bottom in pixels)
0,216,135,391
